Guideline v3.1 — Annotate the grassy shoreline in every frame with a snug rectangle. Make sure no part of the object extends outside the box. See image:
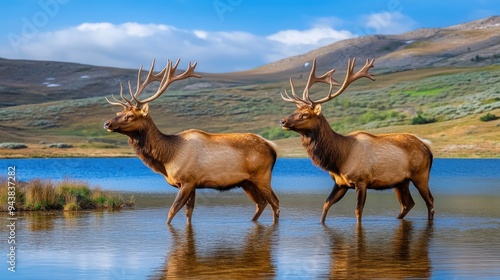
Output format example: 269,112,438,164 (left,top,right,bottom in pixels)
0,148,498,159
0,142,497,159
1,108,498,159
0,177,135,212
